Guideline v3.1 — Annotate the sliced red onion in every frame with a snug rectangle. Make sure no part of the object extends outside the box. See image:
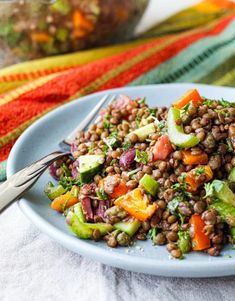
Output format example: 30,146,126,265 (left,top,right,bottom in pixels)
113,95,132,110
81,197,93,221
119,148,136,170
71,159,79,178
95,200,111,220
71,142,78,156
48,163,59,180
